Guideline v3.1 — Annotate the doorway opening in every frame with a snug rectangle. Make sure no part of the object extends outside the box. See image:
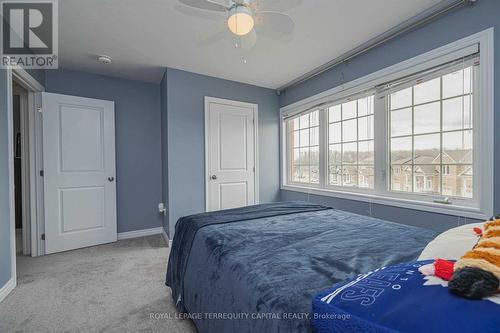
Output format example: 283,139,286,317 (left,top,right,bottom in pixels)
12,82,30,256
8,68,45,270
